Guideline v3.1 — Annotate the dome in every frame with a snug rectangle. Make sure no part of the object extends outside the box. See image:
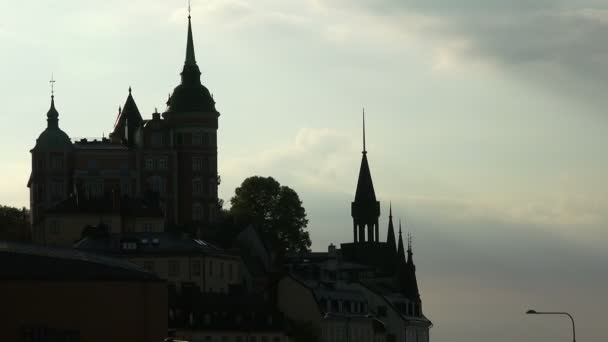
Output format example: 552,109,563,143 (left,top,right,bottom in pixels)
34,127,72,151
32,96,72,152
165,81,217,114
